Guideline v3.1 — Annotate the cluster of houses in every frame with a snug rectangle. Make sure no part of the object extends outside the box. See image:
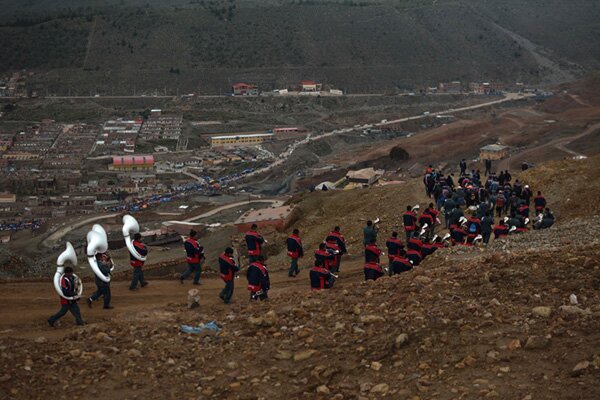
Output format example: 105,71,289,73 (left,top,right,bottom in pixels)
232,80,342,96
